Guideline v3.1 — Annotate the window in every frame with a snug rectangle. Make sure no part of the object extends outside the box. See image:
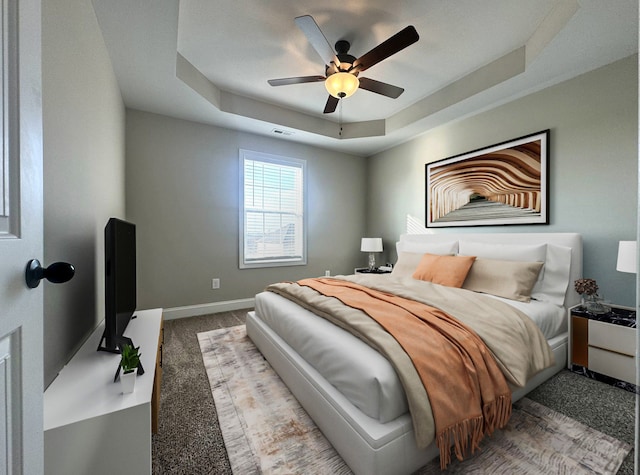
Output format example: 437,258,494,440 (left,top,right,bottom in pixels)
239,150,306,268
